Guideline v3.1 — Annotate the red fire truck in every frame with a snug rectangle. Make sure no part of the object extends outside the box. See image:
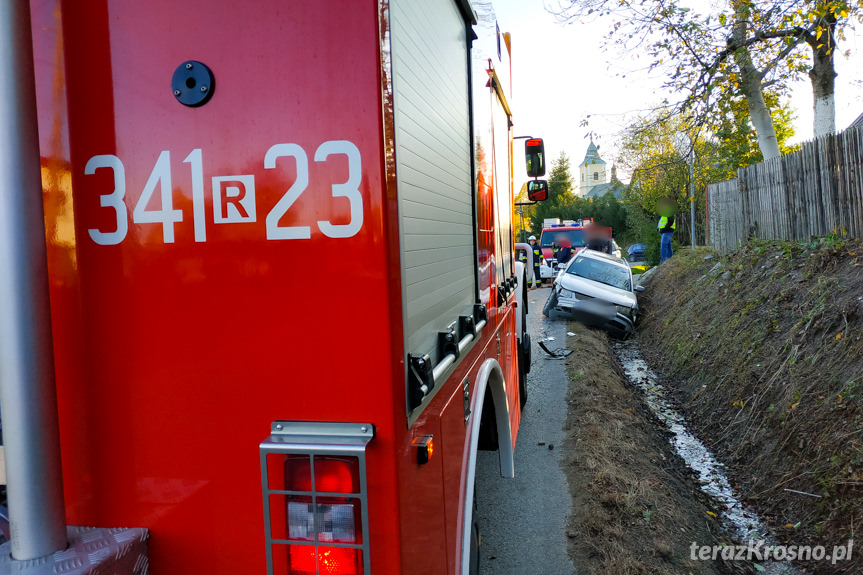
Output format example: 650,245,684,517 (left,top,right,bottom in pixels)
539,218,593,260
0,0,547,574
